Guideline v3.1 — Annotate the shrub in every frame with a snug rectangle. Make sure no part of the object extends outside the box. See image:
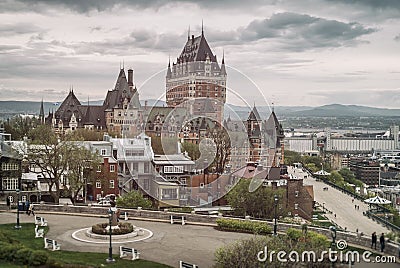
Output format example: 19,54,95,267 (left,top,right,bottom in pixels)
30,250,48,266
286,228,302,241
92,222,134,235
0,244,24,261
216,218,272,235
15,248,33,265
